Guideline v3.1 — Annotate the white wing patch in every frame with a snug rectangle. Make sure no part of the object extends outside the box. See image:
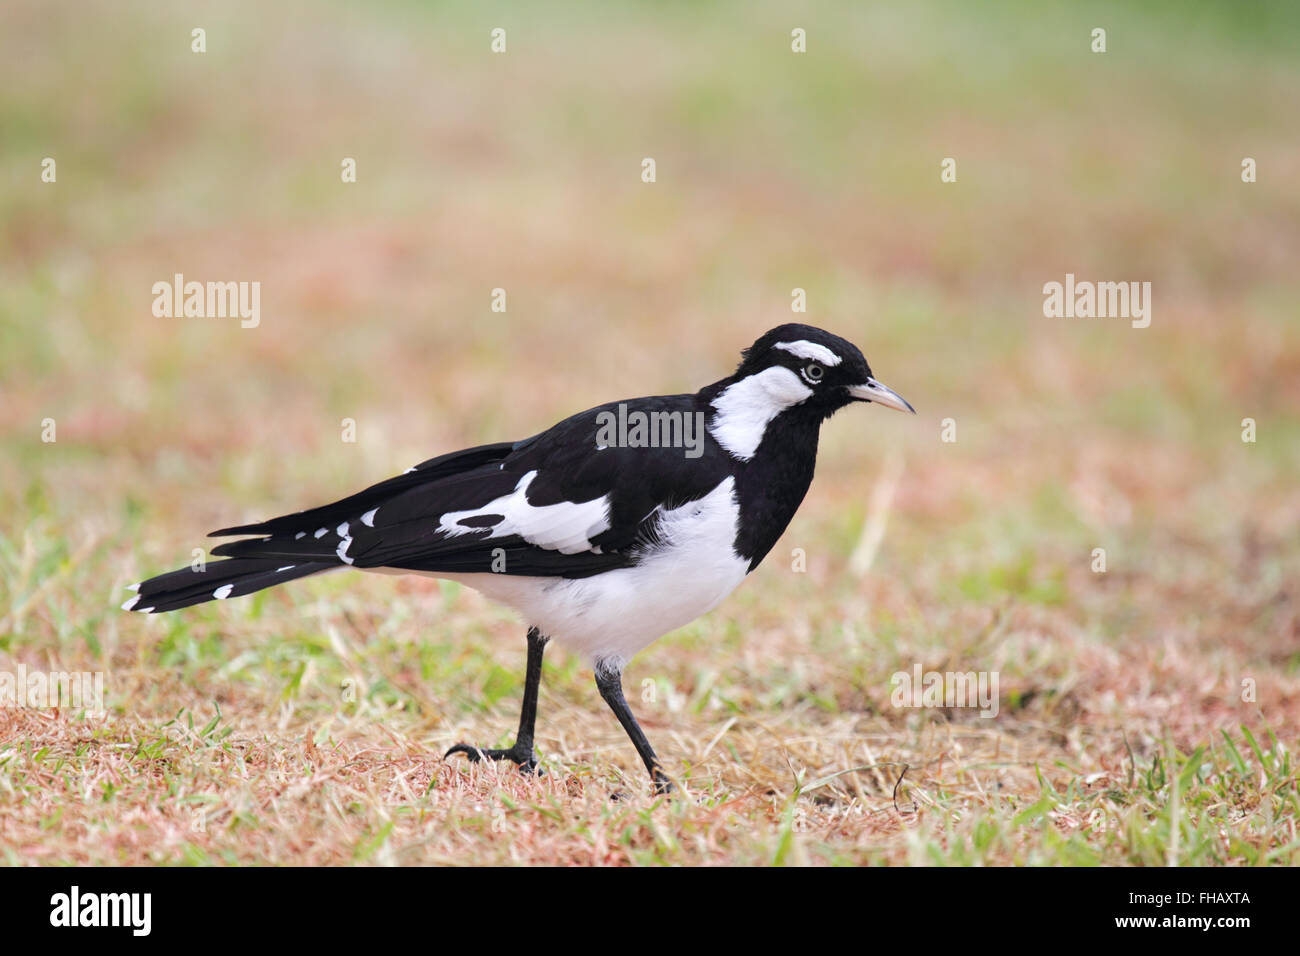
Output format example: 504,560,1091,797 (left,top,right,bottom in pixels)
708,366,812,461
336,524,355,564
774,340,841,366
436,470,611,555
